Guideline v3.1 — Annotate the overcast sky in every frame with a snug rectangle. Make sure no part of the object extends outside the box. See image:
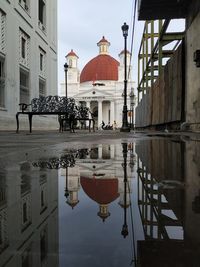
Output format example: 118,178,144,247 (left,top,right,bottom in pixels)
57,0,144,88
